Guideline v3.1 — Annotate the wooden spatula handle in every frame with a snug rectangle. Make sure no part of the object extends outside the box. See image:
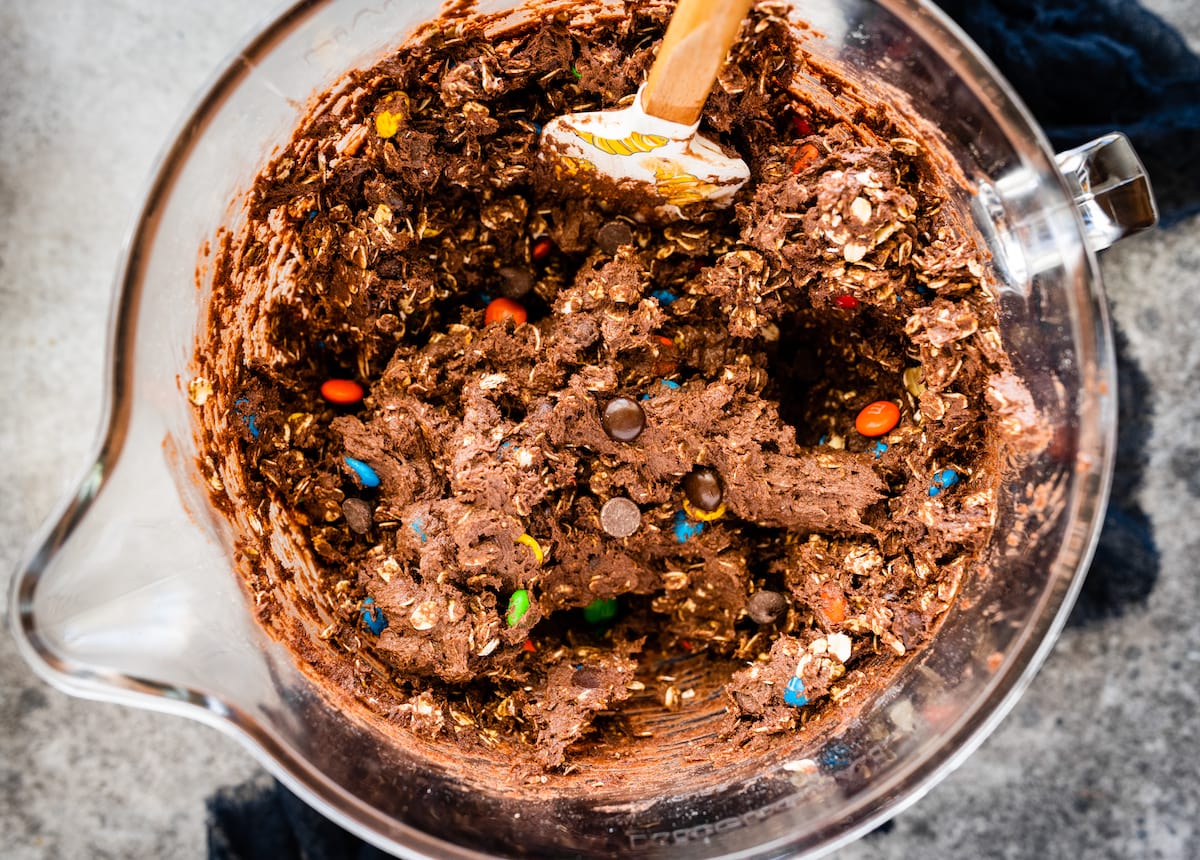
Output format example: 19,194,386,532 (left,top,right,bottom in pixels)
641,0,756,126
